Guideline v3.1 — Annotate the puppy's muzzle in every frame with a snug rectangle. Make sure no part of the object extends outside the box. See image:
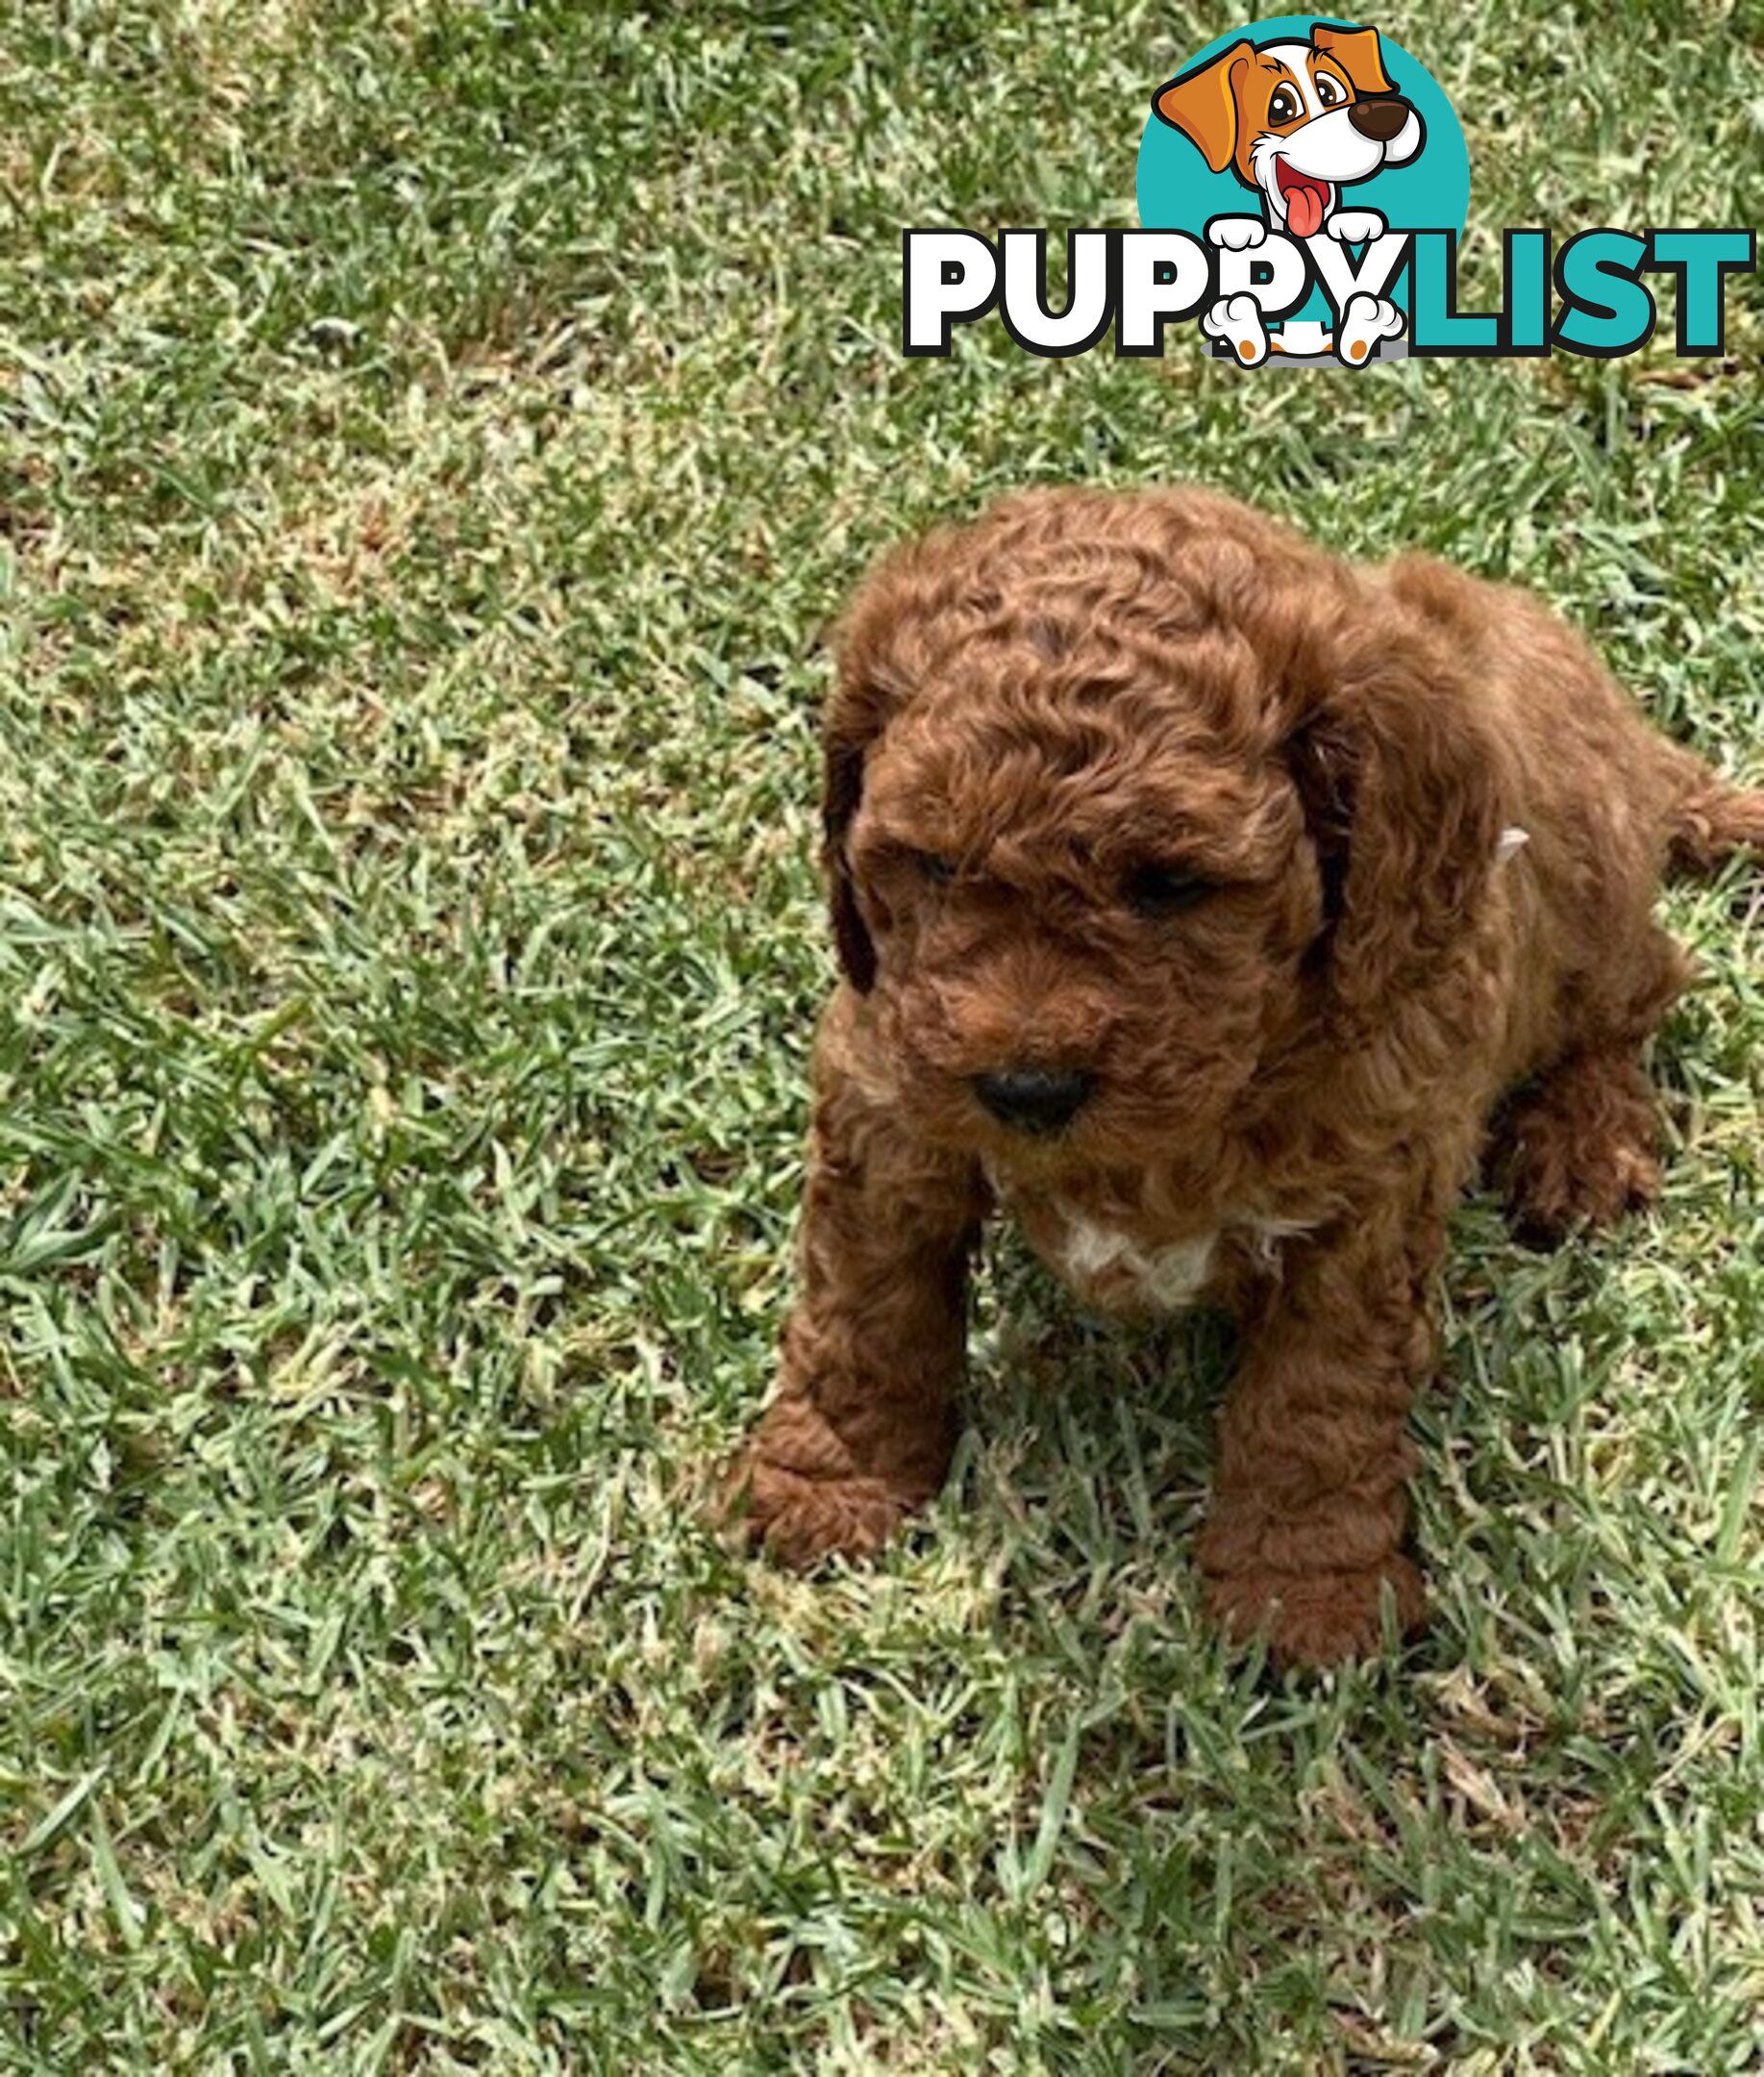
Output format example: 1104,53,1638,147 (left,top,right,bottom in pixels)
1348,96,1413,142
973,1067,1096,1136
